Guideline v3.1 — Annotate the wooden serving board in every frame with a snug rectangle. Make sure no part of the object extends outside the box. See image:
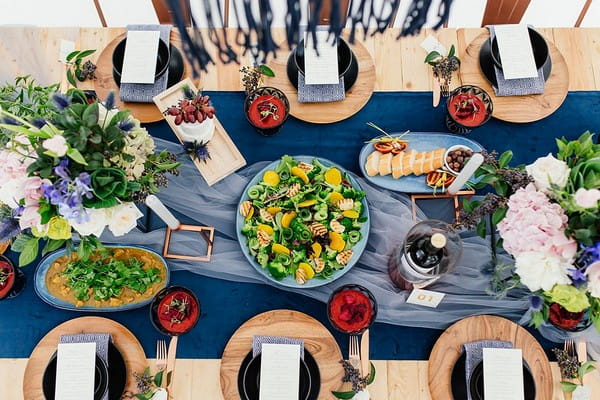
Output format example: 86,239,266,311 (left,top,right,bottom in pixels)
94,30,195,123
220,309,344,399
265,38,376,124
428,315,553,400
460,31,569,123
23,316,147,400
153,78,246,186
